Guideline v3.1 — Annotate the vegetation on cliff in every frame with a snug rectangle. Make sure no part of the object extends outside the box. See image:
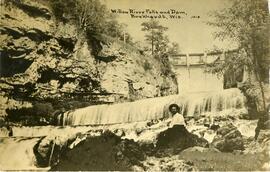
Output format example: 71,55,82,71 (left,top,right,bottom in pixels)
49,0,133,44
141,19,180,76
